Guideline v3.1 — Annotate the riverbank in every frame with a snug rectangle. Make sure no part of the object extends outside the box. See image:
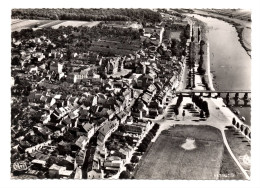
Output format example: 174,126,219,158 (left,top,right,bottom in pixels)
191,12,251,57
189,16,215,91
187,14,251,126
